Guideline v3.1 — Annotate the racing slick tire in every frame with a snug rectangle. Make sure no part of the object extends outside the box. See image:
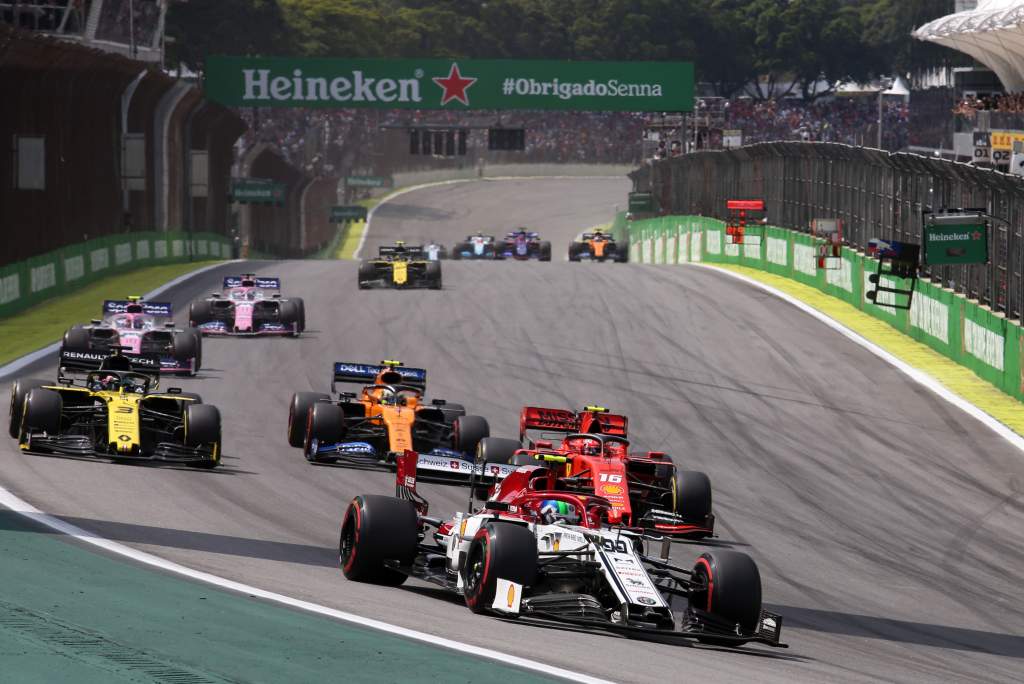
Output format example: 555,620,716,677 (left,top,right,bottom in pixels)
9,378,49,438
185,327,203,372
278,300,301,336
538,241,552,262
453,415,489,455
435,401,466,425
189,300,212,328
357,261,376,289
476,437,522,466
614,245,629,263
288,392,330,447
425,261,442,290
673,470,712,524
292,297,306,333
450,244,465,260
689,550,762,645
172,330,197,364
340,494,418,586
184,404,220,446
568,243,583,262
463,522,537,614
62,325,92,353
184,404,221,468
305,402,346,462
22,388,62,437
